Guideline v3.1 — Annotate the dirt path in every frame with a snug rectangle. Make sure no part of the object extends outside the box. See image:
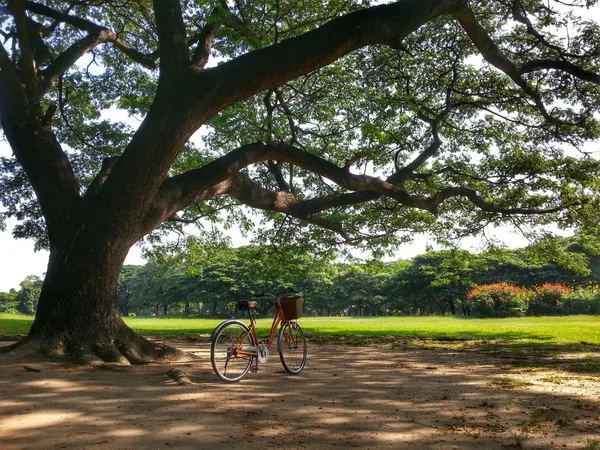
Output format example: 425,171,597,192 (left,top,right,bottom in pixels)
1,338,599,449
